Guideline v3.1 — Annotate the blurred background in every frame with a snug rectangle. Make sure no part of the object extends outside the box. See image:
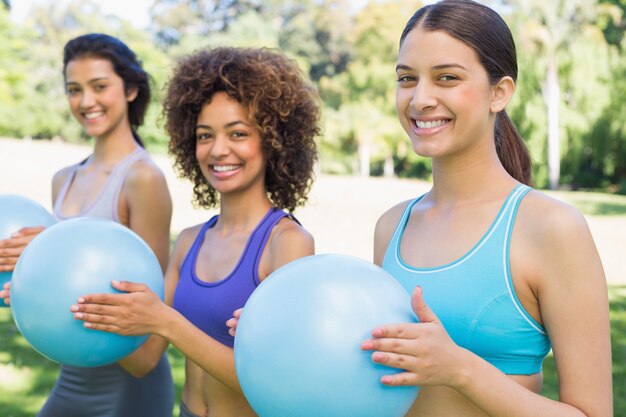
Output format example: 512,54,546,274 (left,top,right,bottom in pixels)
2,0,626,192
1,0,625,416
